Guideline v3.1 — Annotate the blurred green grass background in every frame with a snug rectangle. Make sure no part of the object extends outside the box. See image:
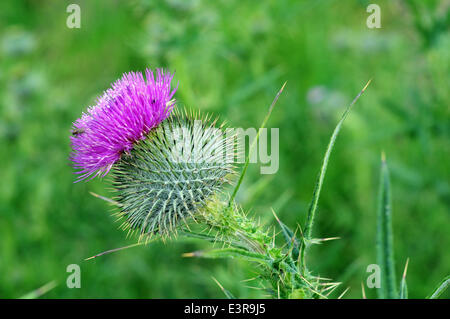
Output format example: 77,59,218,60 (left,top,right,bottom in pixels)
0,0,448,298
